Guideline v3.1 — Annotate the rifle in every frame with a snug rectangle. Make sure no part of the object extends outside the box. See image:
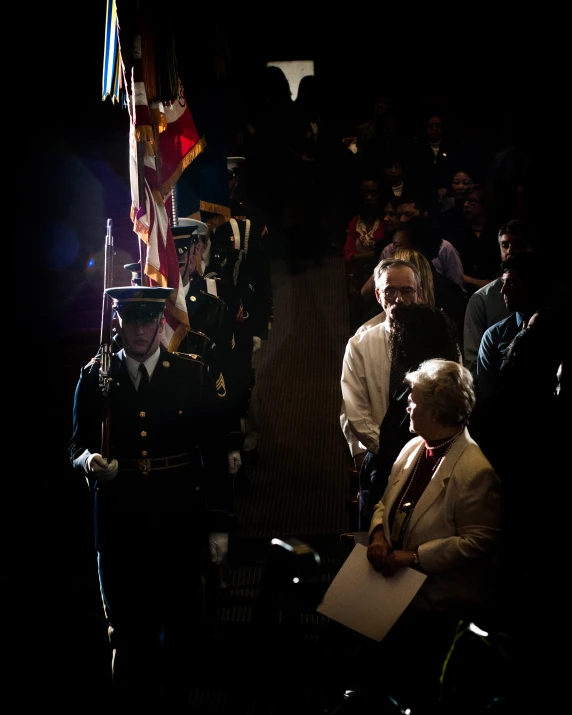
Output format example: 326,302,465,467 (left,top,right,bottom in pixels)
99,218,114,460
